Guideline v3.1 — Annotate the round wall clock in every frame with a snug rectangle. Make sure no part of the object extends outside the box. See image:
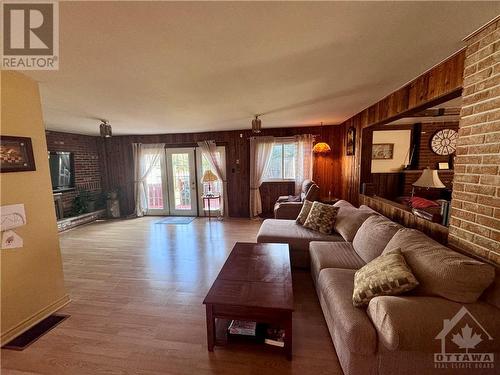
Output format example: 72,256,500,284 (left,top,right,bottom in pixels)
430,129,458,155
